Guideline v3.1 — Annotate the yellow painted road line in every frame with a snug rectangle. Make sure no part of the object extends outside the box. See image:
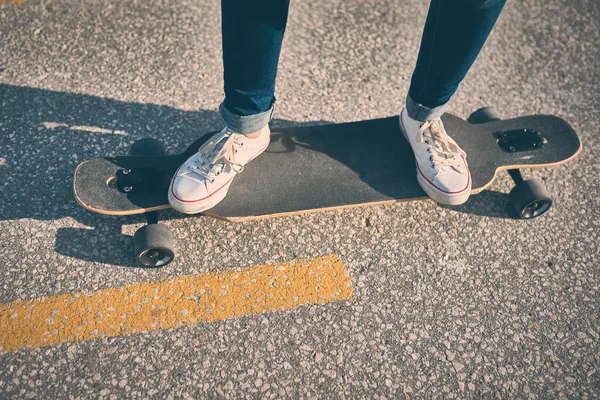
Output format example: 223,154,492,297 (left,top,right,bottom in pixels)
1,0,30,5
0,255,352,353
